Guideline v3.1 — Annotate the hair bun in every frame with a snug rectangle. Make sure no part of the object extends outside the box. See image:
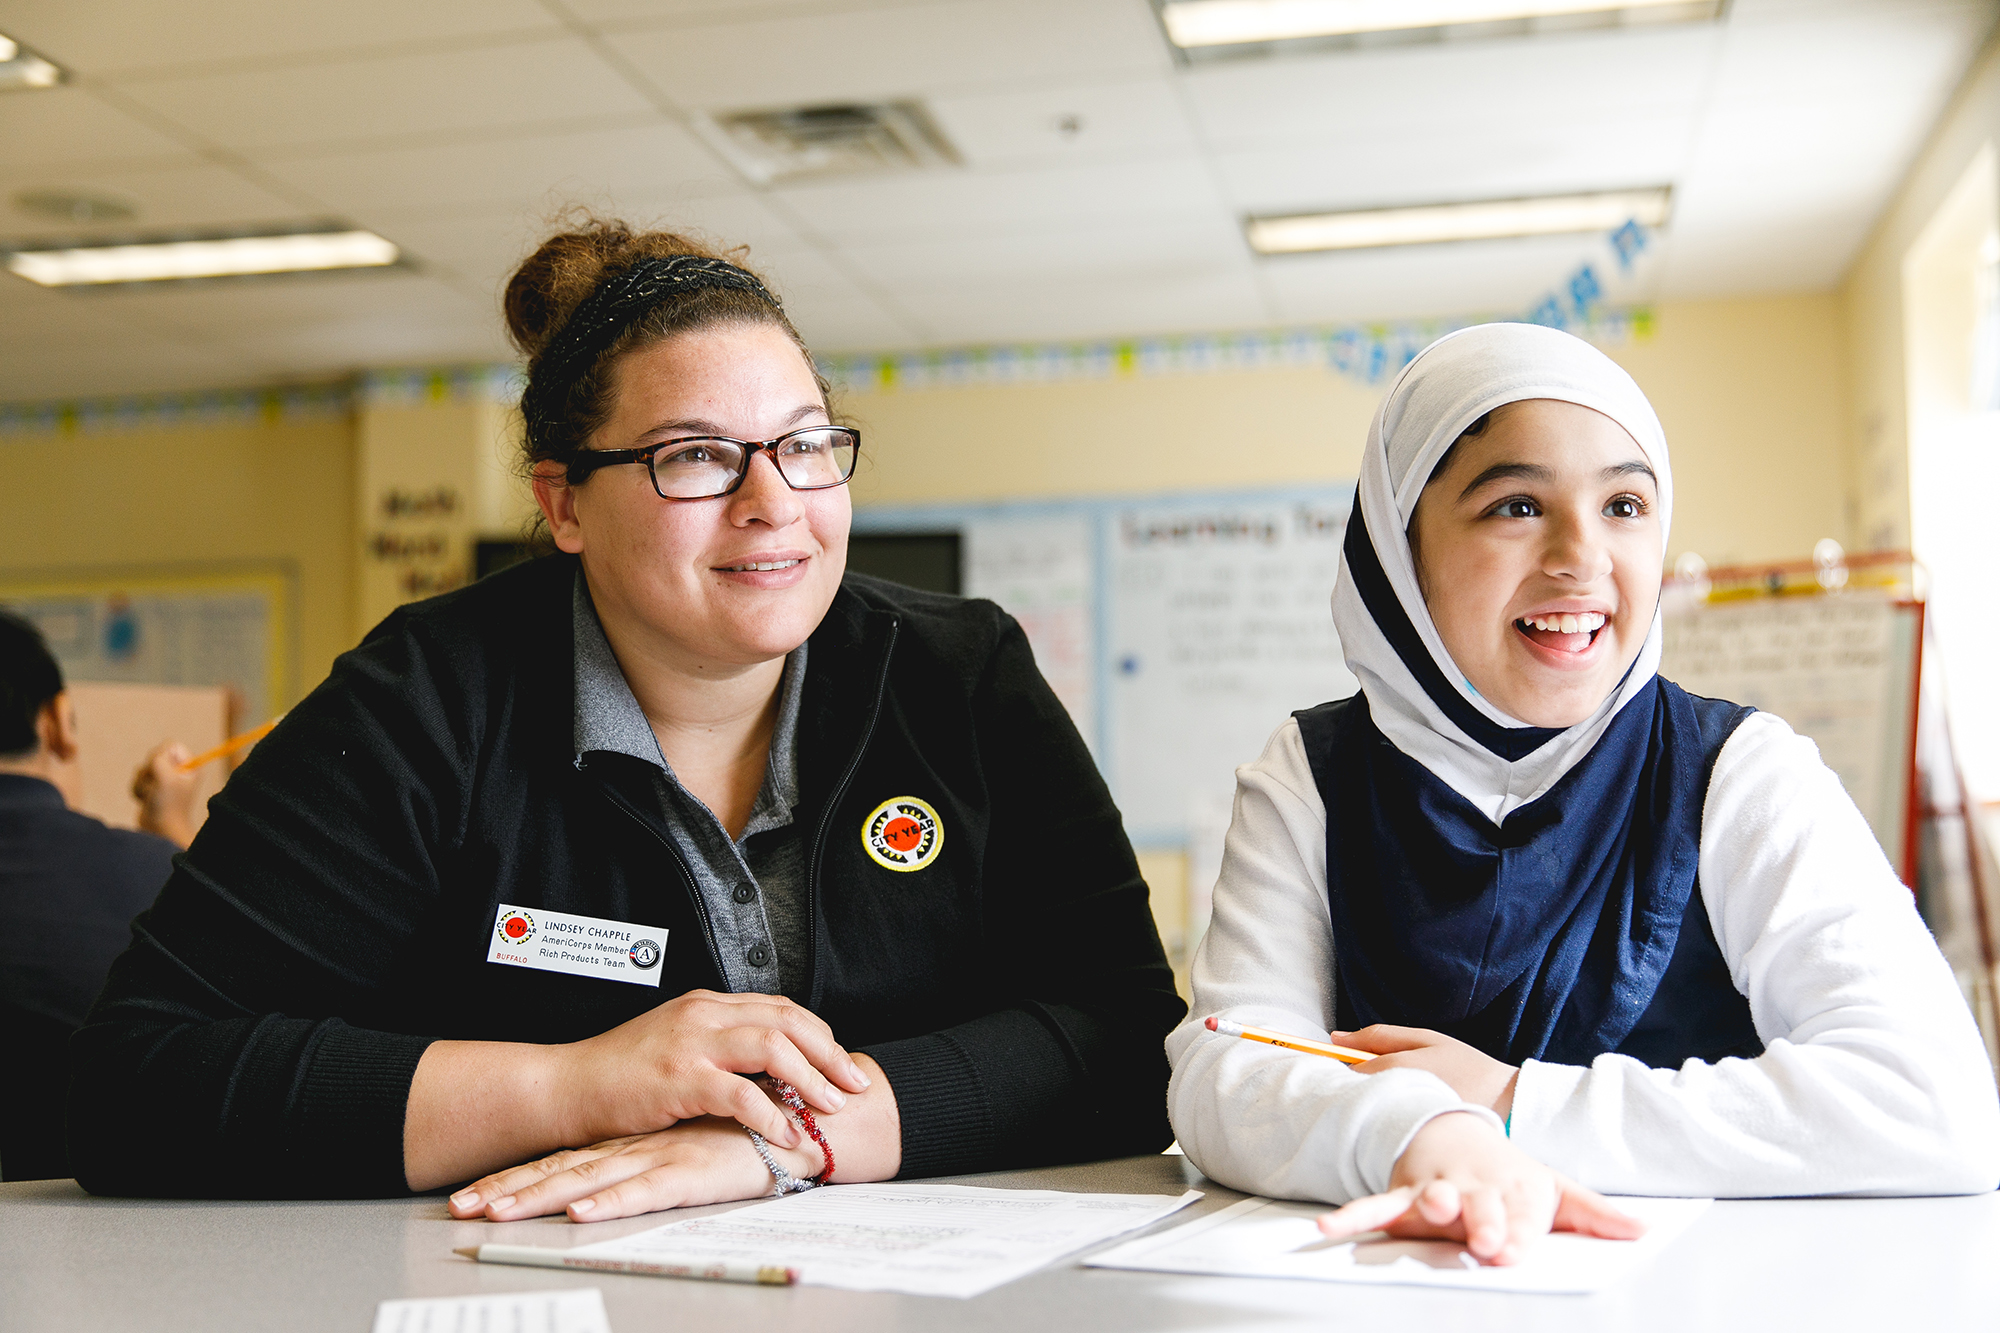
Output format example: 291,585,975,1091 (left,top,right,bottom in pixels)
502,213,749,361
